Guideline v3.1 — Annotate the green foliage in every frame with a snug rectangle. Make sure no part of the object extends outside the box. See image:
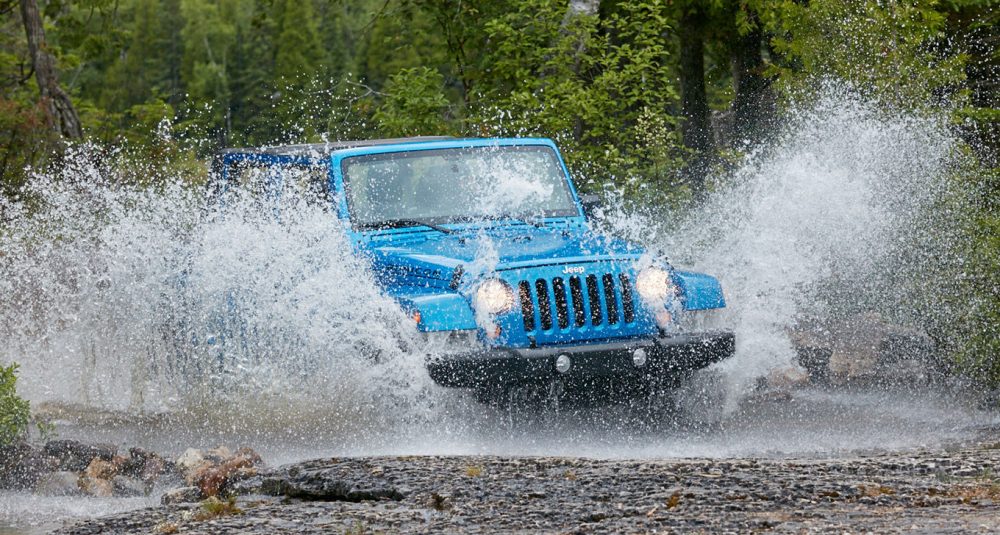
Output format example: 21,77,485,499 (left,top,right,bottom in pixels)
474,0,688,202
374,67,451,137
0,363,30,447
953,165,1000,384
764,0,967,108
